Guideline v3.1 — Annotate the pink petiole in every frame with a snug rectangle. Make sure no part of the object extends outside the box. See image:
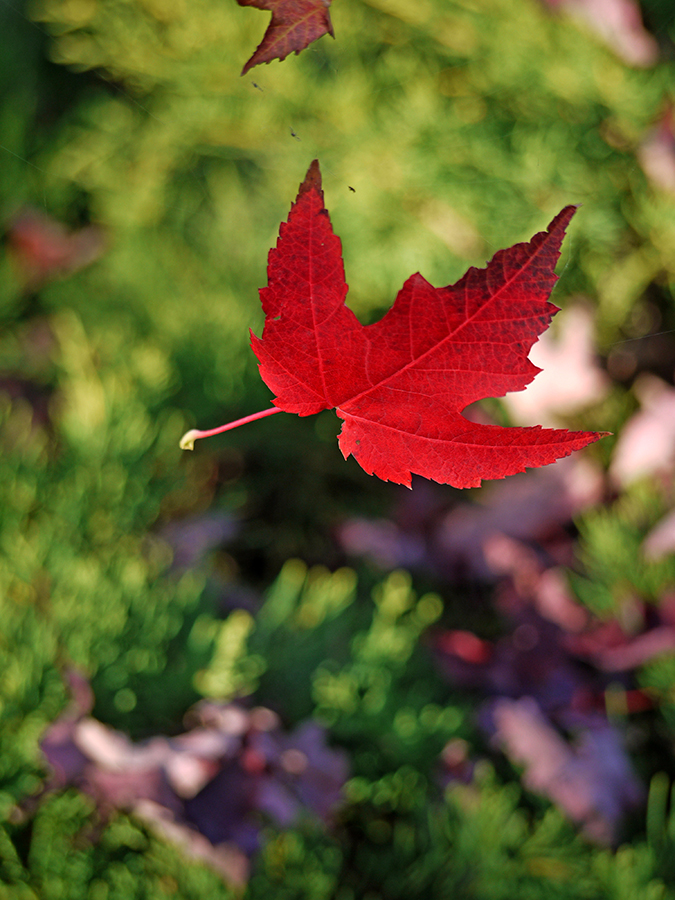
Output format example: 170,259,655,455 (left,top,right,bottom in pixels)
179,406,283,450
